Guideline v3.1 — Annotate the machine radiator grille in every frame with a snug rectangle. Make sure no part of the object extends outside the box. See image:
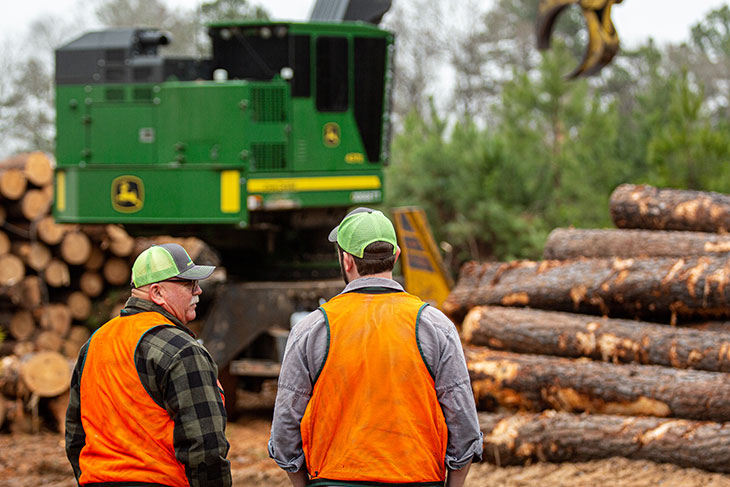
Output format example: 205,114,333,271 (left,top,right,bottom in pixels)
133,87,153,101
105,88,125,101
251,86,287,122
251,143,287,171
